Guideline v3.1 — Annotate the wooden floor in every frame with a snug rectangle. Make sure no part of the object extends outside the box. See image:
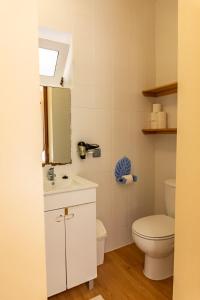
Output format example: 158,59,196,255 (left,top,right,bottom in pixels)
50,244,173,300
